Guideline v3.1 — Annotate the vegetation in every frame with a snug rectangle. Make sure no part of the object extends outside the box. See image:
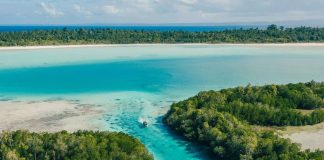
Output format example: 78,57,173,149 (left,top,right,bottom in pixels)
1,25,324,46
164,81,324,159
0,130,153,160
